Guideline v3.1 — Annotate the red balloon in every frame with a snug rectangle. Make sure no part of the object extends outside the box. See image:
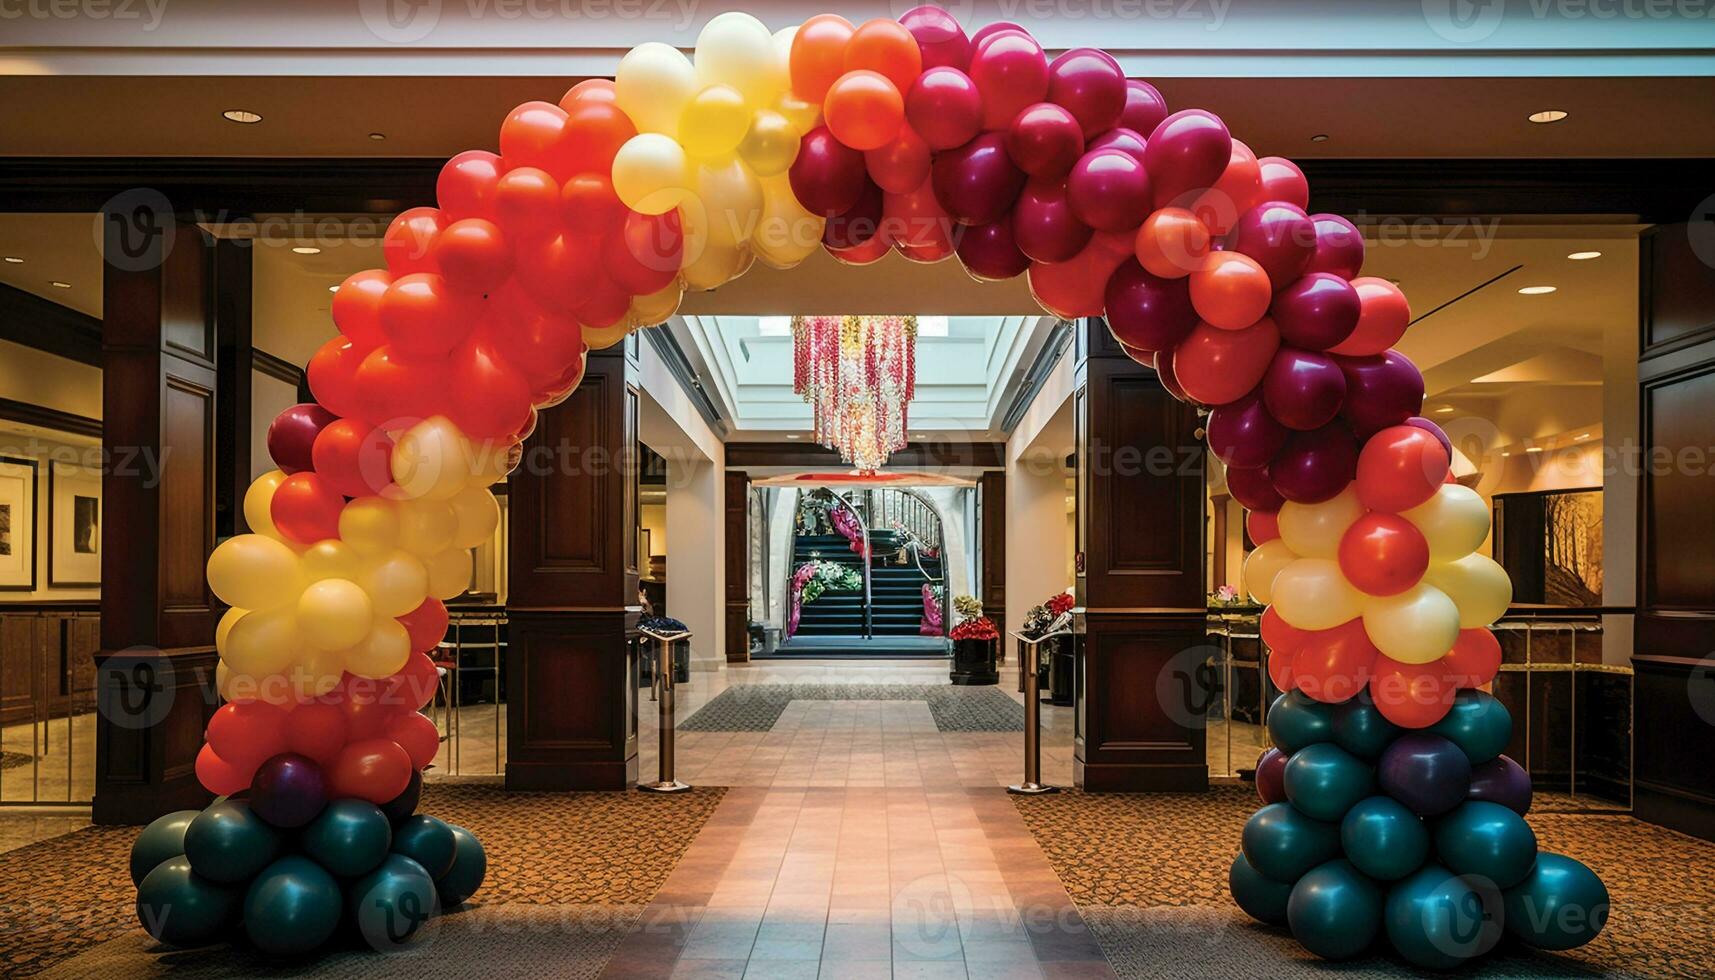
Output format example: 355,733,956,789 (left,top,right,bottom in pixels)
560,173,626,238
790,126,869,216
379,273,479,361
340,676,405,740
386,711,441,771
1256,747,1288,803
1170,316,1280,407
1006,103,1085,181
436,150,503,221
383,207,445,276
1369,654,1454,729
1228,460,1285,511
385,651,442,711
970,22,1029,46
1328,277,1411,357
1443,628,1502,689
1294,619,1379,704
1207,391,1288,470
898,5,972,70
1225,201,1316,292
271,471,345,544
1261,347,1347,431
1086,126,1147,164
499,100,571,176
326,737,413,805
1045,48,1125,136
1306,213,1365,280
285,700,349,766
1153,348,1192,404
865,126,932,195
1143,109,1232,209
448,337,534,439
484,301,587,391
491,167,562,238
1011,179,1093,263
561,78,616,108
196,744,253,797
931,132,1025,225
561,99,637,175
1256,156,1310,209
1260,605,1308,654
1339,513,1430,596
607,209,683,295
1066,148,1151,232
904,66,984,150
1189,251,1272,330
1246,509,1280,545
514,232,602,314
1027,232,1130,320
1356,425,1450,514
1119,79,1169,136
352,344,451,426
1267,646,1297,694
969,30,1049,131
266,403,336,475
433,218,511,294
826,231,892,266
311,419,394,499
881,174,955,254
206,700,289,769
824,178,884,249
1103,259,1197,353
332,269,392,349
955,218,1030,281
1189,138,1263,237
1270,424,1359,505
307,338,366,420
